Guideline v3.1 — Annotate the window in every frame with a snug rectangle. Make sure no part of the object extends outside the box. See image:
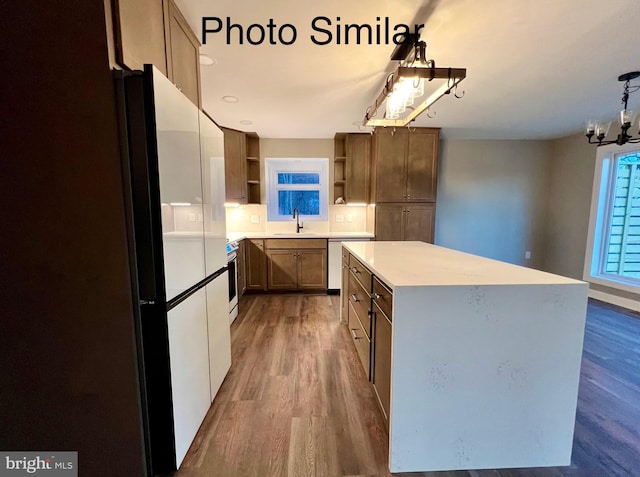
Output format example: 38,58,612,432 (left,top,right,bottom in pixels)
585,144,640,292
265,158,328,221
